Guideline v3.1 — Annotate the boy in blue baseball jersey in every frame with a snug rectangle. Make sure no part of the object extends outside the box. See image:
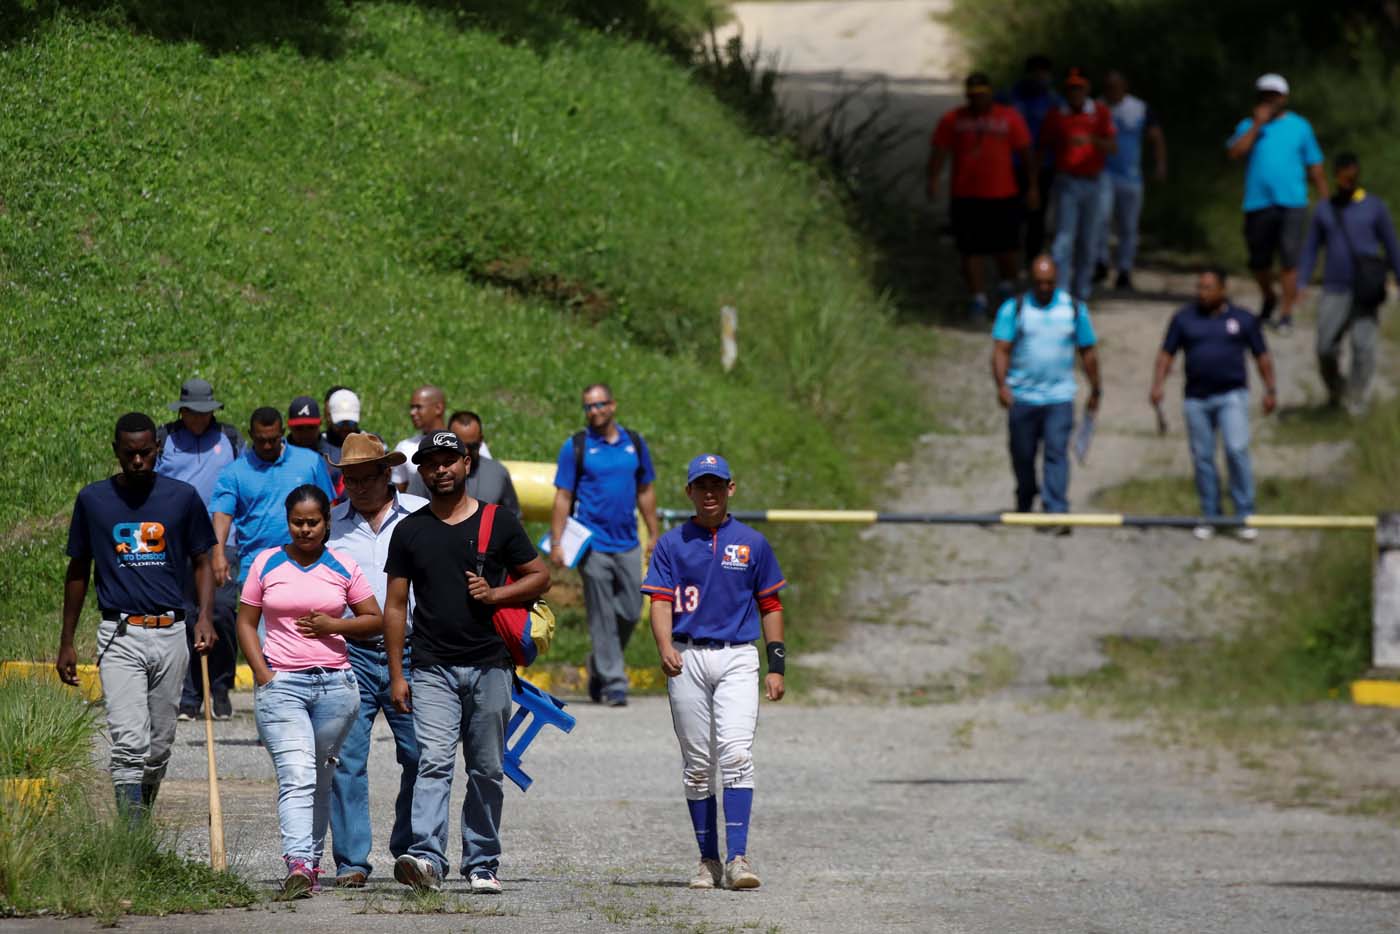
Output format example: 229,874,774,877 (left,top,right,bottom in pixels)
643,454,786,891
